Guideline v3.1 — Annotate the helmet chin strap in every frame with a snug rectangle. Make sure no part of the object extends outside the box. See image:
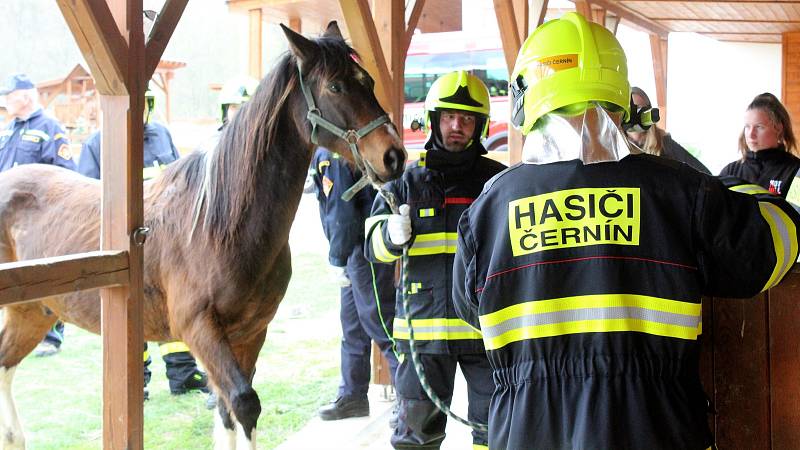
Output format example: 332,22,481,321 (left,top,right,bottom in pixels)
297,64,389,201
